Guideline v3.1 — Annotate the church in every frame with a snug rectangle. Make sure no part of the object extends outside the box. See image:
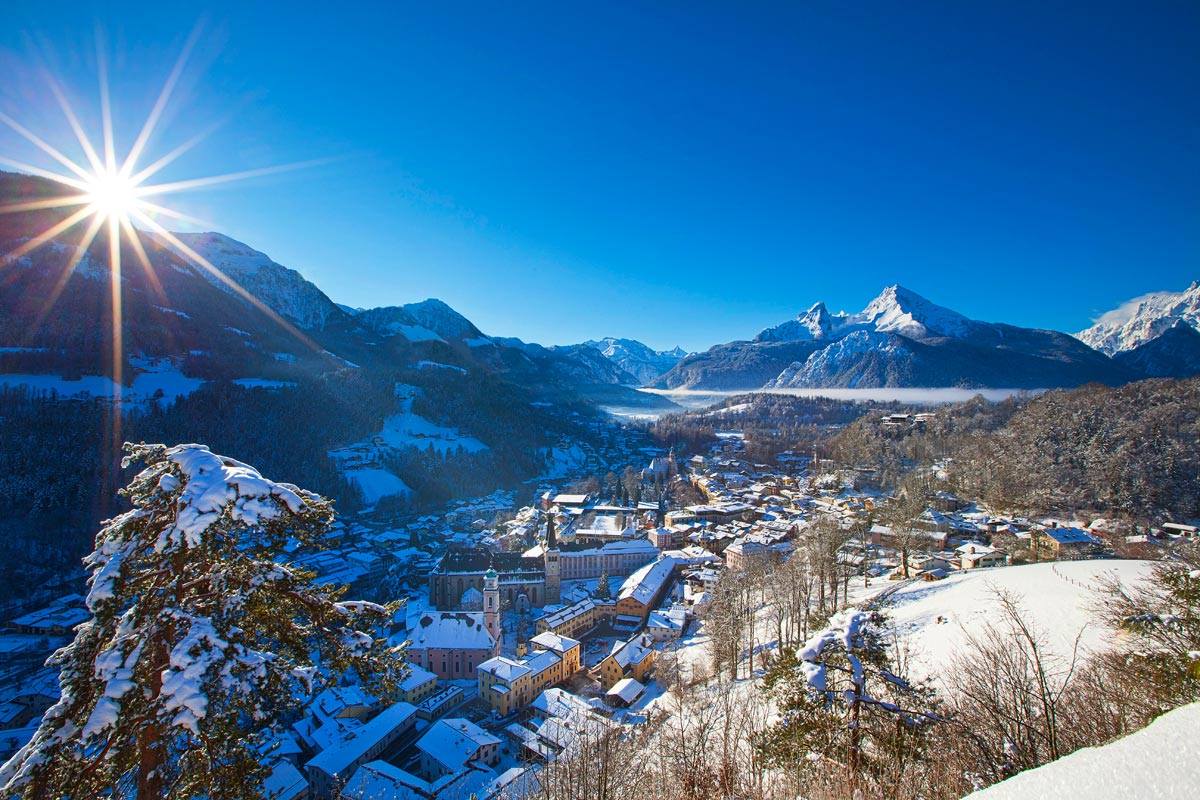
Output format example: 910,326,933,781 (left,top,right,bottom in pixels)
428,514,658,612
